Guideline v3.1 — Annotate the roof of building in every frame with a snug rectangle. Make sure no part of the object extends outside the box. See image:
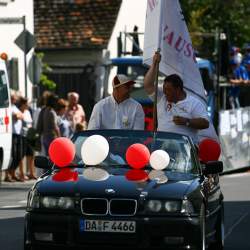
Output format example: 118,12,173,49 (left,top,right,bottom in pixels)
34,0,122,50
